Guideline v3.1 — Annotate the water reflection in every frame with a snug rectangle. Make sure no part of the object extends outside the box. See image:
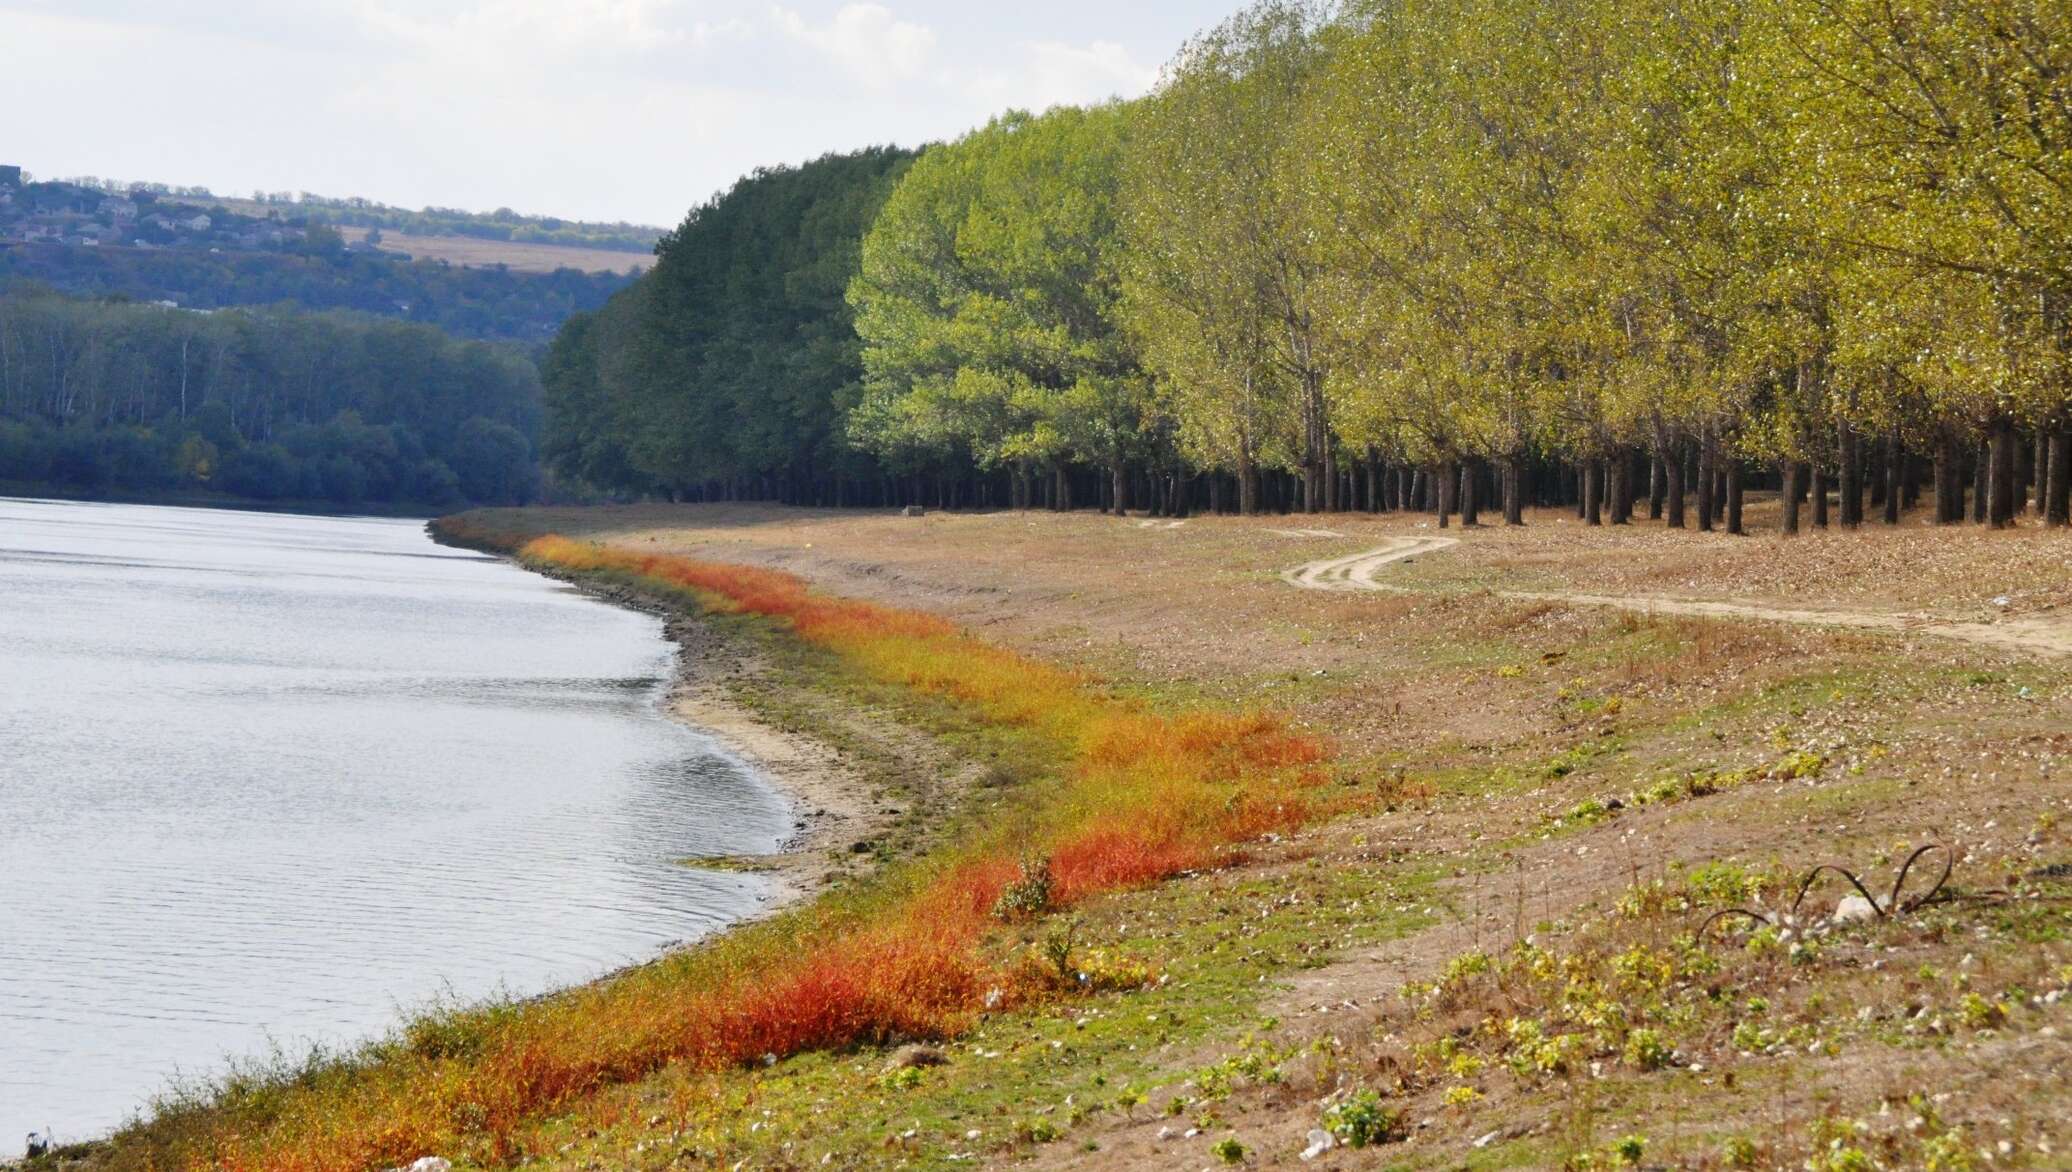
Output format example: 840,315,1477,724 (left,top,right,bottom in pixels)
0,498,790,1144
